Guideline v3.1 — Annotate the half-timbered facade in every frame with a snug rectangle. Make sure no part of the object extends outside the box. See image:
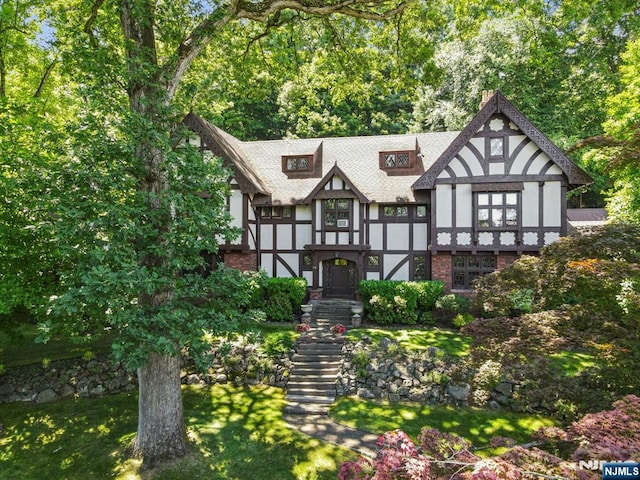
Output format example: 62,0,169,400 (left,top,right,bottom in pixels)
185,91,591,296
